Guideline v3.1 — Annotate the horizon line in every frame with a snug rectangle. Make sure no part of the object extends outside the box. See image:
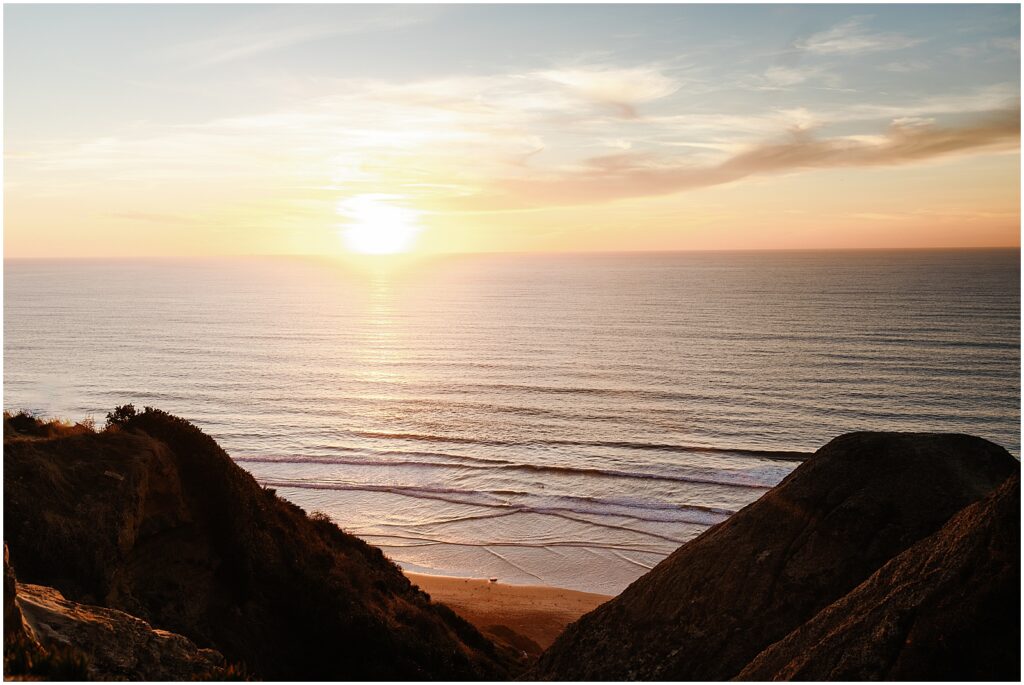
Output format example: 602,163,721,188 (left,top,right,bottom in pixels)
3,244,1021,262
